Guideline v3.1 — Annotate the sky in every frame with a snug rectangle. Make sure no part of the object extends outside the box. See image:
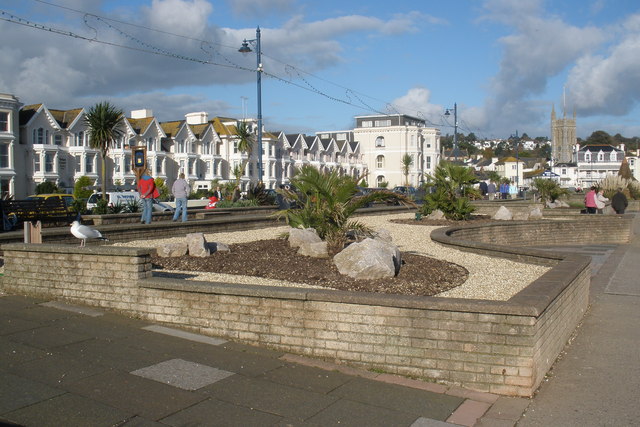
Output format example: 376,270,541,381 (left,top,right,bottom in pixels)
1,0,640,140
